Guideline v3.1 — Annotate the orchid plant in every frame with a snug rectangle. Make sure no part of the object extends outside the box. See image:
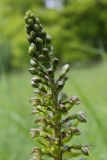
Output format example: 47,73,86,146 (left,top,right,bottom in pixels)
24,10,90,160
